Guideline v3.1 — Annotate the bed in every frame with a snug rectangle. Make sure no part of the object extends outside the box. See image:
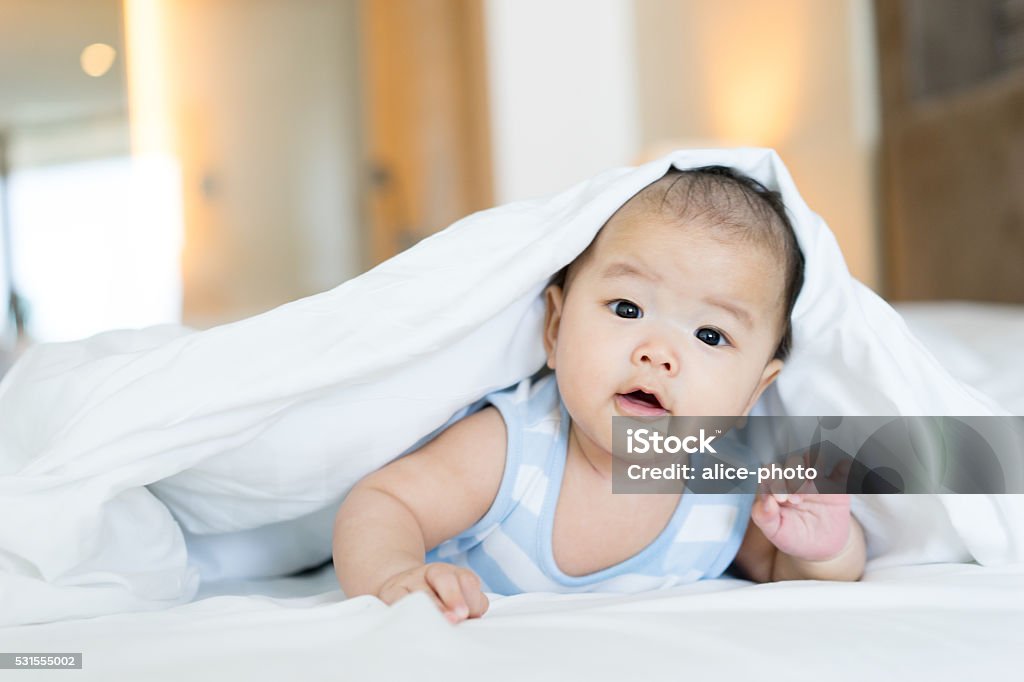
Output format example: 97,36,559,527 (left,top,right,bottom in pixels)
3,299,1022,681
3,562,1023,681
